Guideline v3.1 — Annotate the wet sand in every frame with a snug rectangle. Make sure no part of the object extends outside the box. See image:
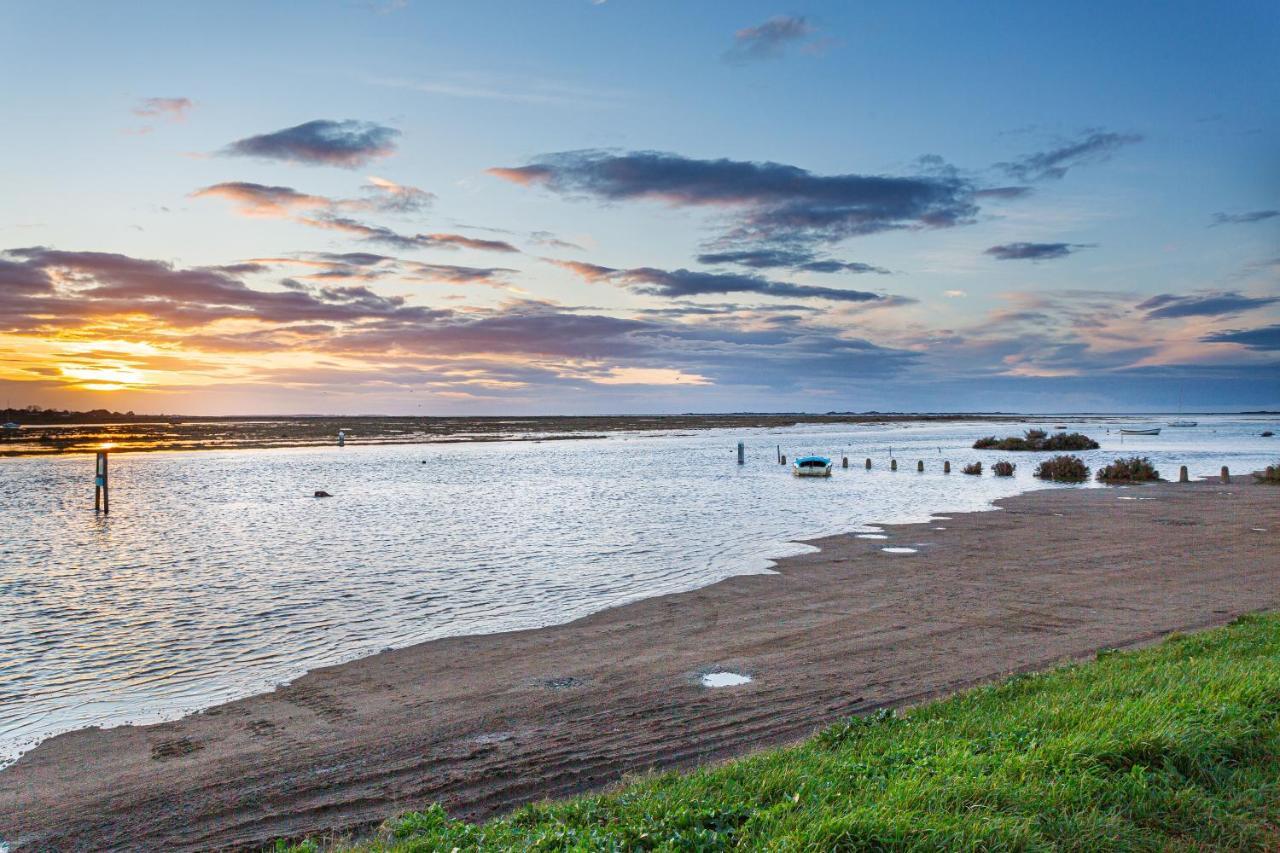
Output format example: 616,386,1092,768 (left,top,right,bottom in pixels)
2,476,1277,851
